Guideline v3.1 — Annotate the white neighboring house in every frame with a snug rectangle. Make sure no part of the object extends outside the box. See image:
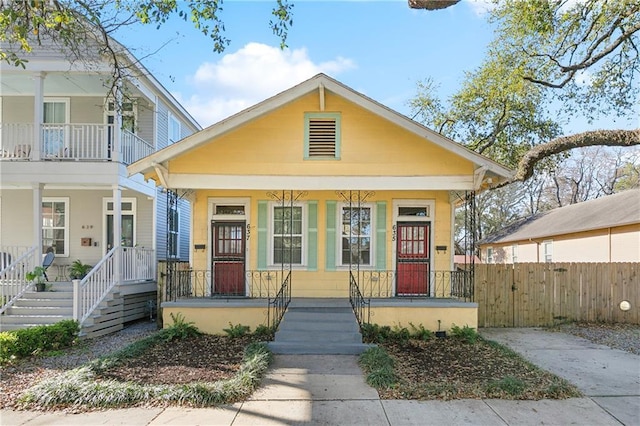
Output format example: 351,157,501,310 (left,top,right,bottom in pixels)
0,34,200,335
